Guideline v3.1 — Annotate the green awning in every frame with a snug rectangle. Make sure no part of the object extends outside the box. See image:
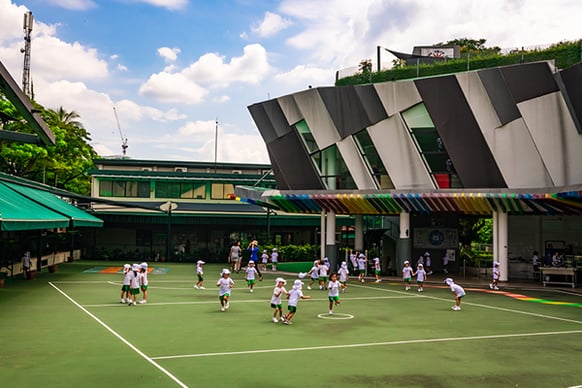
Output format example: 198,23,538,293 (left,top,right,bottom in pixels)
3,182,104,228
0,182,70,231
